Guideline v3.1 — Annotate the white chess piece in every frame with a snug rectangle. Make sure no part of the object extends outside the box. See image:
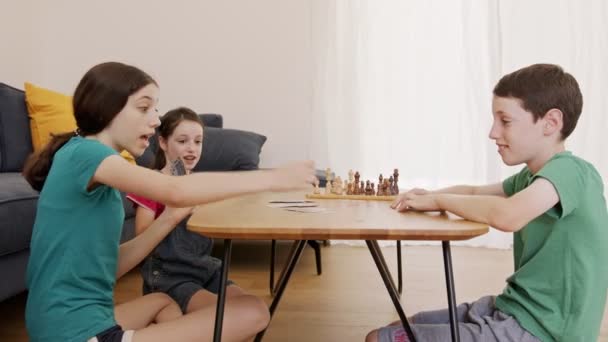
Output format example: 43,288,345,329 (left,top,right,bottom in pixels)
324,179,332,194
333,176,344,195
